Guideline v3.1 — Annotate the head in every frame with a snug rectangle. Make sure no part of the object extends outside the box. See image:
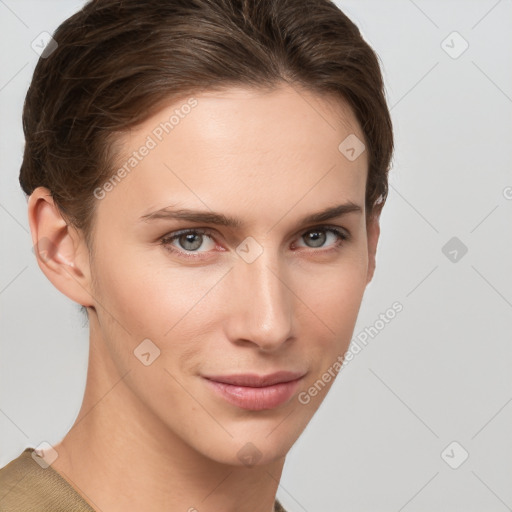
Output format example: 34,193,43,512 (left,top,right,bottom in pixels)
21,0,393,466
